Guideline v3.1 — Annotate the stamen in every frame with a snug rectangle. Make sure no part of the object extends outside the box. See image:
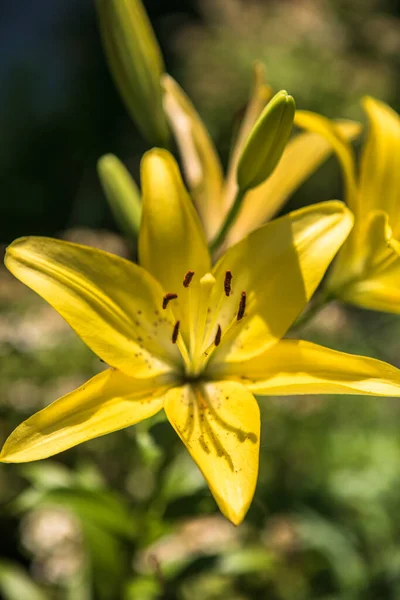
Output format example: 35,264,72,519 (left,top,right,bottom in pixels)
183,270,195,287
162,293,178,309
224,271,233,296
237,291,247,321
214,325,222,347
172,320,180,343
